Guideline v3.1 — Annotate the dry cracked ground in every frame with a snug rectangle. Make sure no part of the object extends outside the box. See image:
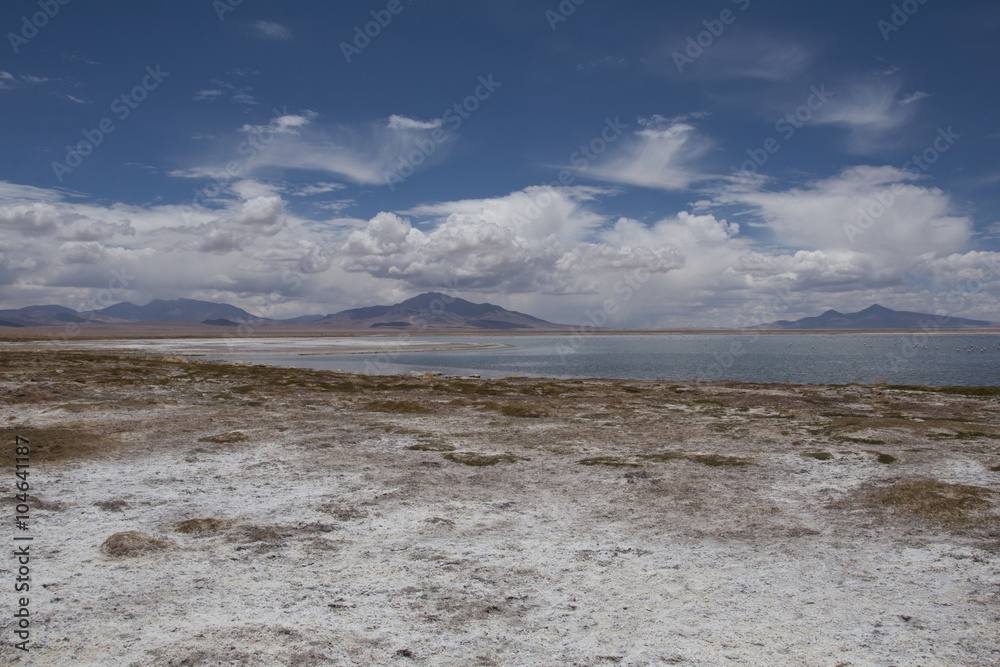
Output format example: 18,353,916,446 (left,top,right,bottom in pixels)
0,348,998,666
